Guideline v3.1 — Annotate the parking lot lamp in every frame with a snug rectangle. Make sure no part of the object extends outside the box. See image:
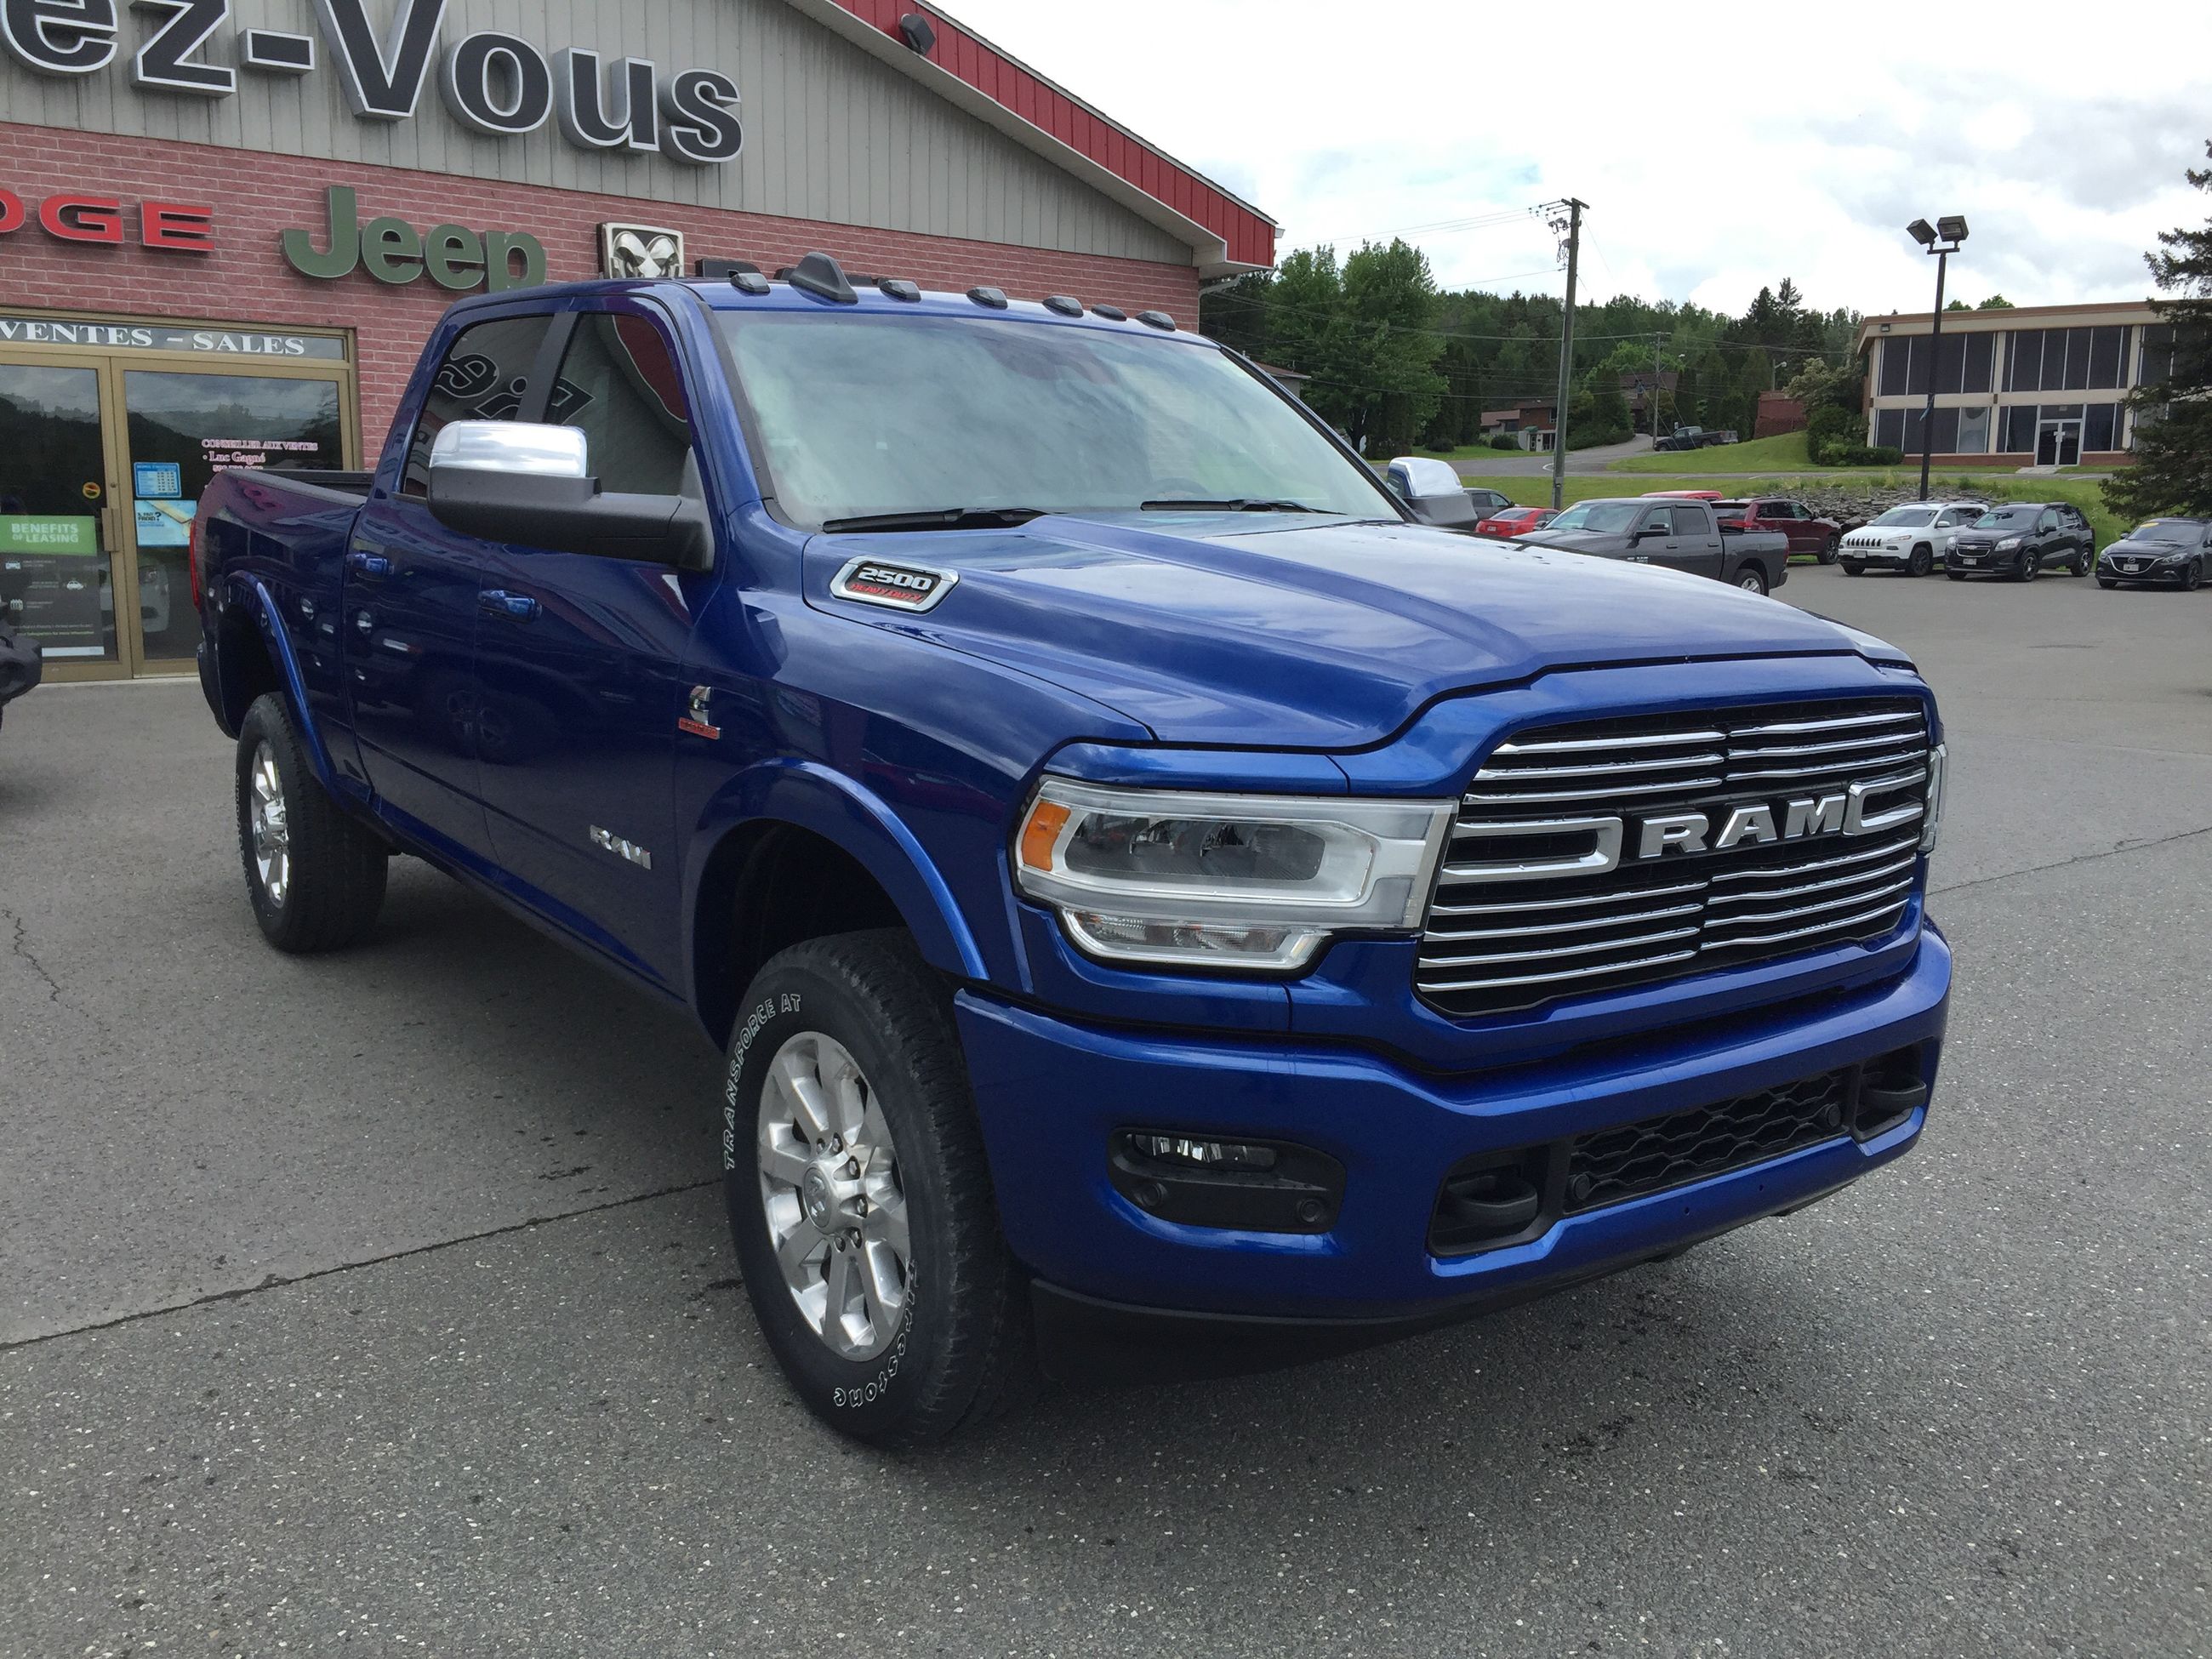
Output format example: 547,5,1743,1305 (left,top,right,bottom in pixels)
1906,215,1969,499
